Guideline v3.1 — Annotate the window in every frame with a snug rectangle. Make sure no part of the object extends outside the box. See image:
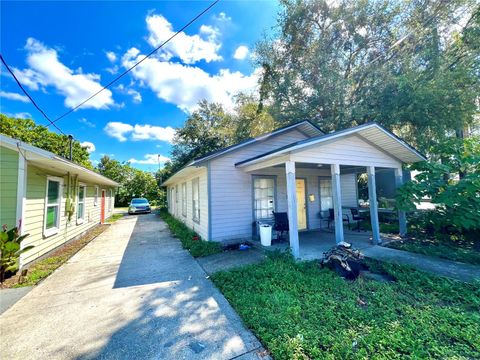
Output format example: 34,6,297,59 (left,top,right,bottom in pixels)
319,177,333,213
175,185,179,213
192,178,200,222
44,177,63,236
77,183,86,224
94,186,99,206
253,177,275,220
182,182,187,216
